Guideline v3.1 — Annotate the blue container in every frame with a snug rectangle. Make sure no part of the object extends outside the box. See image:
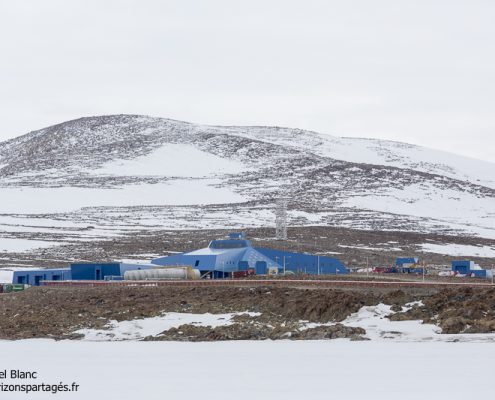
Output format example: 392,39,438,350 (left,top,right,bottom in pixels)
255,261,267,275
70,263,121,280
470,270,487,278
